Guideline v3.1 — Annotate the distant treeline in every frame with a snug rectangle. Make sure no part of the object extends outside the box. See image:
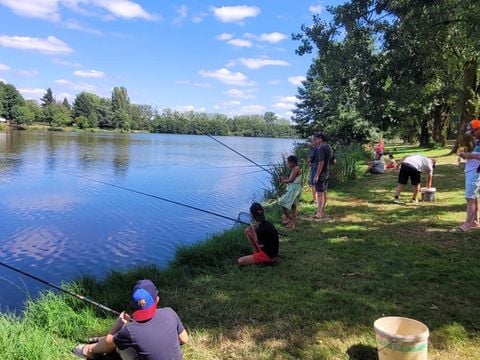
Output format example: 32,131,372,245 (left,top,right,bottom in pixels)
0,82,296,138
